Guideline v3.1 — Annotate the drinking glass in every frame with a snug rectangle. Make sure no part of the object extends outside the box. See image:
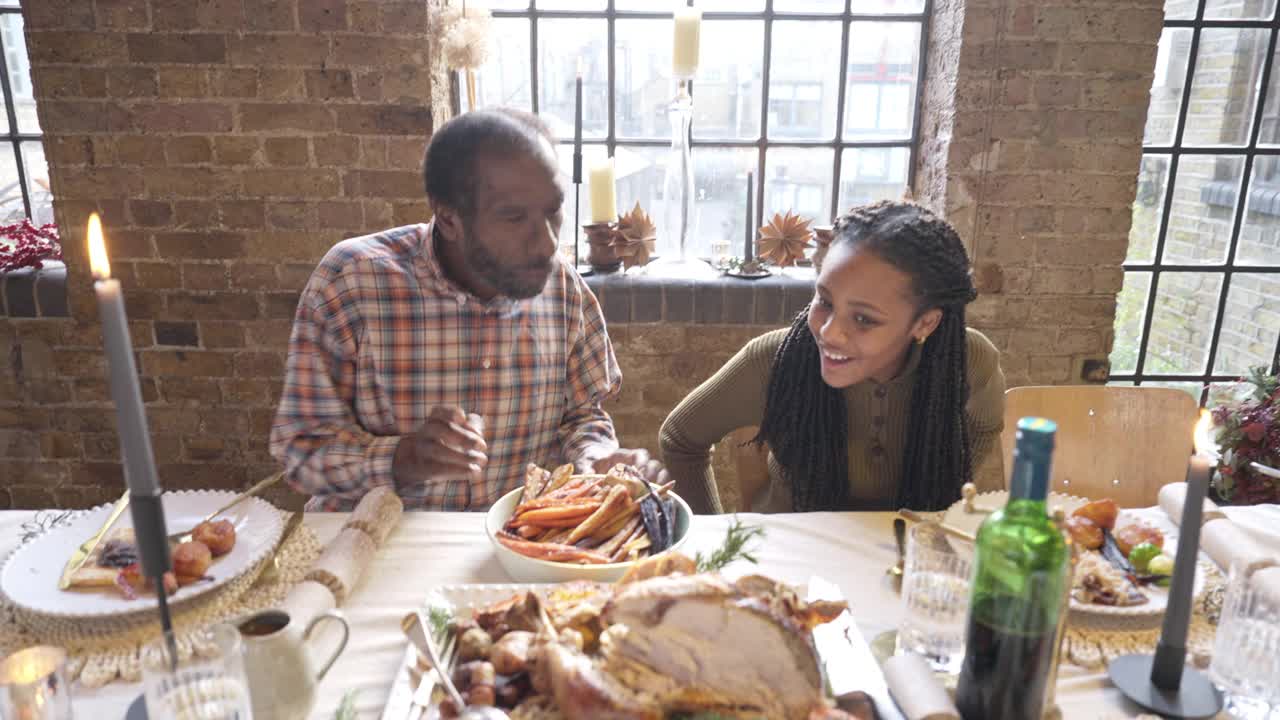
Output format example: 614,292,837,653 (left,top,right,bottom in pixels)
897,522,972,674
143,624,254,720
0,645,73,720
1209,562,1280,719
